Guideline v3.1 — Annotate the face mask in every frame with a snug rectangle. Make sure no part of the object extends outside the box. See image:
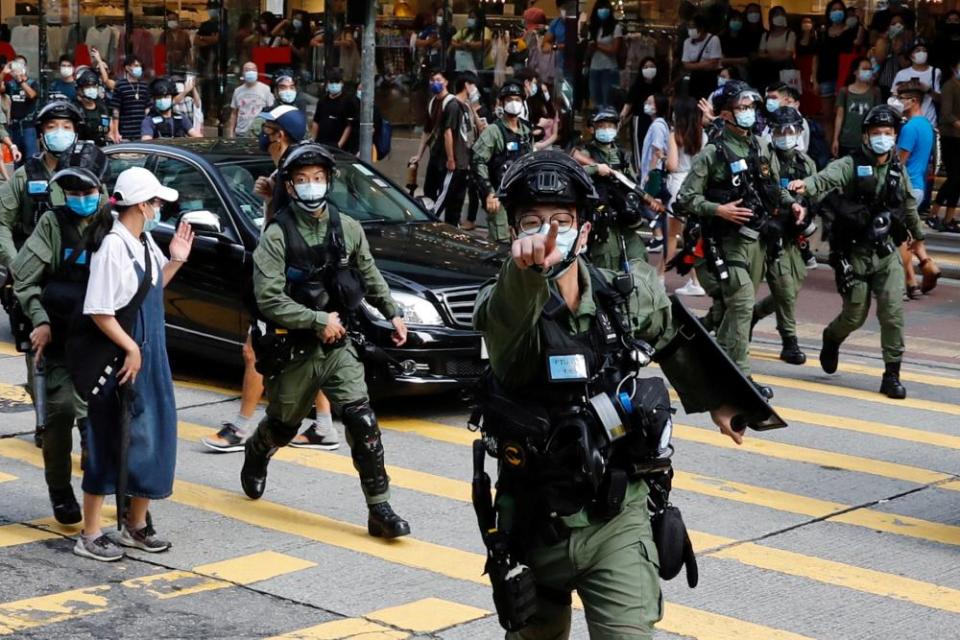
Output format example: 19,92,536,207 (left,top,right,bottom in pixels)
43,128,76,154
293,19,303,29
529,82,539,96
887,96,904,112
772,15,787,27
243,70,258,84
858,69,873,82
641,67,657,80
869,133,896,154
766,98,780,113
643,103,656,116
11,62,24,75
328,82,344,95
175,82,185,94
436,16,444,26
66,193,100,217
469,87,480,103
504,100,523,116
889,23,904,36
429,81,444,95
596,128,617,143
525,222,579,261
278,89,297,103
494,106,505,118
773,134,798,150
718,76,728,87
597,8,611,20
688,28,699,39
155,97,172,111
830,10,845,23
168,20,179,29
258,131,274,152
294,182,328,211
143,204,161,233
845,16,858,28
729,19,743,32
130,66,143,79
82,86,99,100
912,51,928,65
735,108,756,129
876,0,888,9
356,89,363,100
747,12,761,23
467,18,477,29
60,66,73,78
